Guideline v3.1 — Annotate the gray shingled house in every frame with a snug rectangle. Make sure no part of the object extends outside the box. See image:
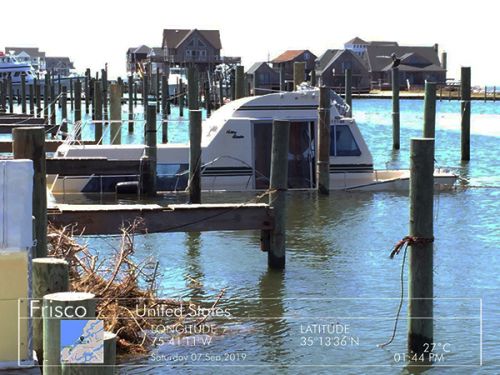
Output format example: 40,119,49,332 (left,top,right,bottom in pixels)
126,45,150,74
246,62,280,95
45,57,74,77
271,50,317,83
315,49,370,90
